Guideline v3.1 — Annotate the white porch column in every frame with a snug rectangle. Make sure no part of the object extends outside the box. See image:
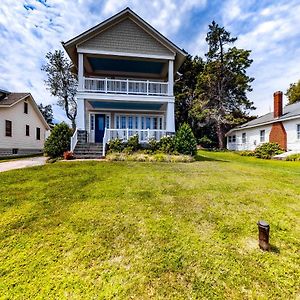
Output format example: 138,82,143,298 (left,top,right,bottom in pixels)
166,101,175,133
168,60,174,96
78,53,84,91
76,98,85,130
